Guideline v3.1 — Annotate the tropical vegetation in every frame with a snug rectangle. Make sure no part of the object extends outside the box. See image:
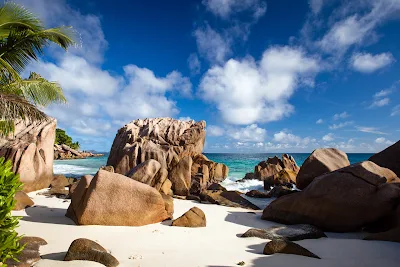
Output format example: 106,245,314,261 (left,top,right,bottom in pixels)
55,128,80,150
0,2,76,136
0,157,24,266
